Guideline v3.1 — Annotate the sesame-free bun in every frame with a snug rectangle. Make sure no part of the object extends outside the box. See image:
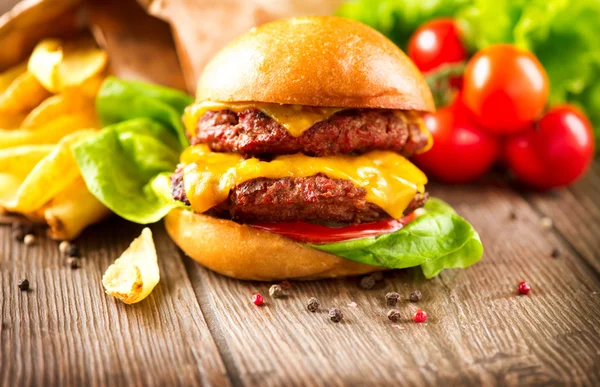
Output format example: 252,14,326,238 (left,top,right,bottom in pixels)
165,208,384,281
196,16,434,112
